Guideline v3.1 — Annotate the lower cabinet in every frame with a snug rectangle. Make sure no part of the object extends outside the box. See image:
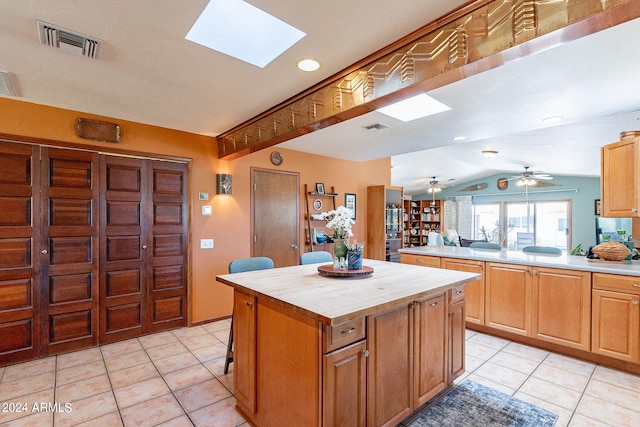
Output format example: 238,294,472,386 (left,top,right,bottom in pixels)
486,262,532,336
324,340,367,427
448,296,465,380
233,291,257,422
592,273,640,363
441,258,484,325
